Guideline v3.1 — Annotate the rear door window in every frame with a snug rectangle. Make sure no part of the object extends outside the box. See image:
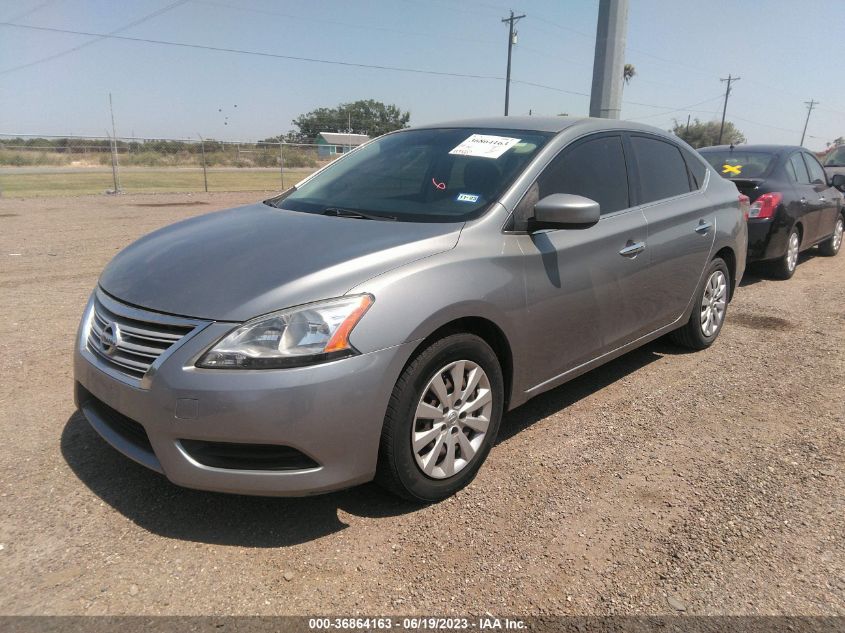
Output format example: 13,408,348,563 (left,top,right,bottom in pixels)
630,135,692,203
802,153,827,185
788,153,811,184
537,134,630,215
